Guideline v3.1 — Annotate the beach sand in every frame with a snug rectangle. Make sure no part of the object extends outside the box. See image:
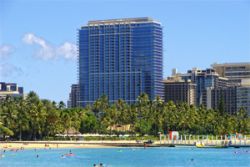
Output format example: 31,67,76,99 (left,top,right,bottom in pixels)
0,140,148,149
0,141,118,149
3,140,248,150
